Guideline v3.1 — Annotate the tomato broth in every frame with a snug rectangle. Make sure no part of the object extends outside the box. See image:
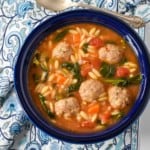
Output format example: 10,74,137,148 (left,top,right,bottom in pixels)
28,23,141,133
